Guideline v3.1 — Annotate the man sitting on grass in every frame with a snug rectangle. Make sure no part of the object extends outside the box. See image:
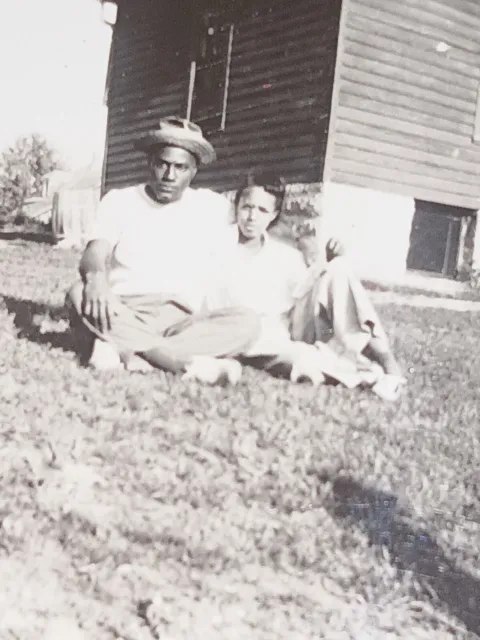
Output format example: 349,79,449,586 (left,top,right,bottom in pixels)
65,116,259,385
203,174,405,400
